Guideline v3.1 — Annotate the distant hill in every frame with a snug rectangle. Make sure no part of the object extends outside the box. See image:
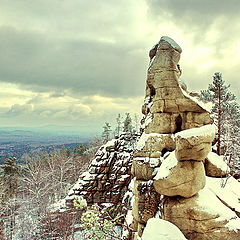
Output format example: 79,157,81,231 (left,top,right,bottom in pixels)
0,126,98,164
